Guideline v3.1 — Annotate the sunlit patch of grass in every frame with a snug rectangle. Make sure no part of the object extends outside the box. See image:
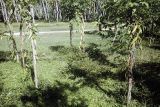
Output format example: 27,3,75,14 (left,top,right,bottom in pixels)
0,61,33,106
